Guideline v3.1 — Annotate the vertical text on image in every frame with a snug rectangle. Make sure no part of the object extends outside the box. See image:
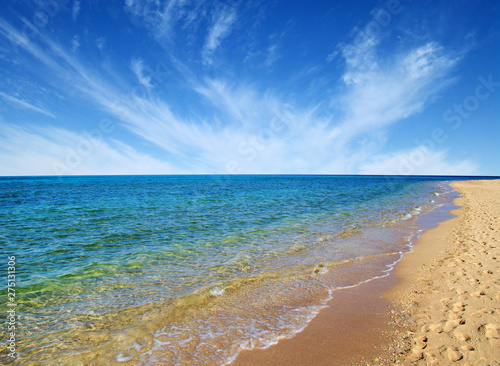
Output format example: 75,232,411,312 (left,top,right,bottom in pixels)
6,255,17,359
